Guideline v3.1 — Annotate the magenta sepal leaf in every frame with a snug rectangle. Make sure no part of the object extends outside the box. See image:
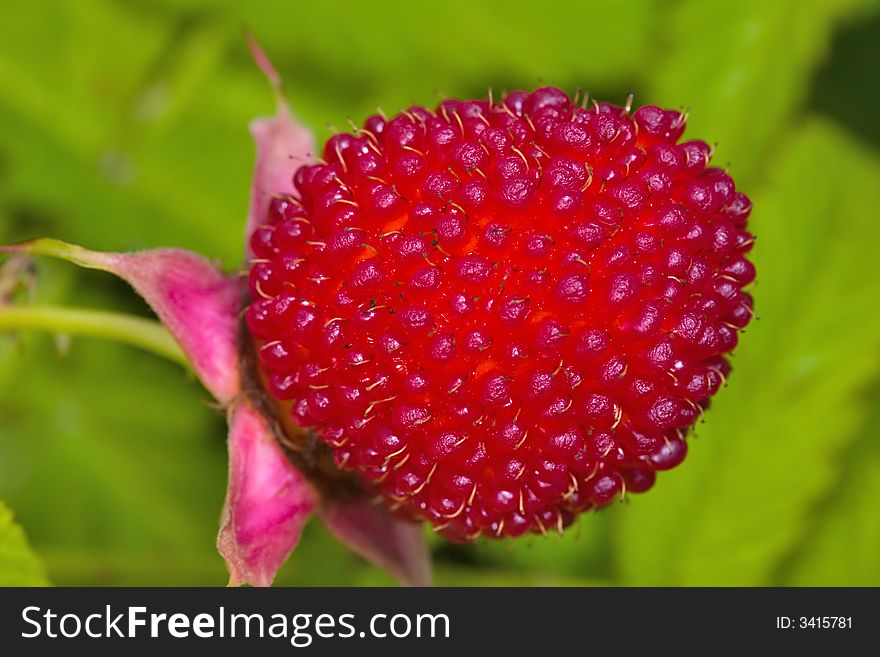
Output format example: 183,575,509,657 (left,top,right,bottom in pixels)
244,37,316,255
239,42,431,585
0,239,242,404
218,399,317,587
320,500,431,587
